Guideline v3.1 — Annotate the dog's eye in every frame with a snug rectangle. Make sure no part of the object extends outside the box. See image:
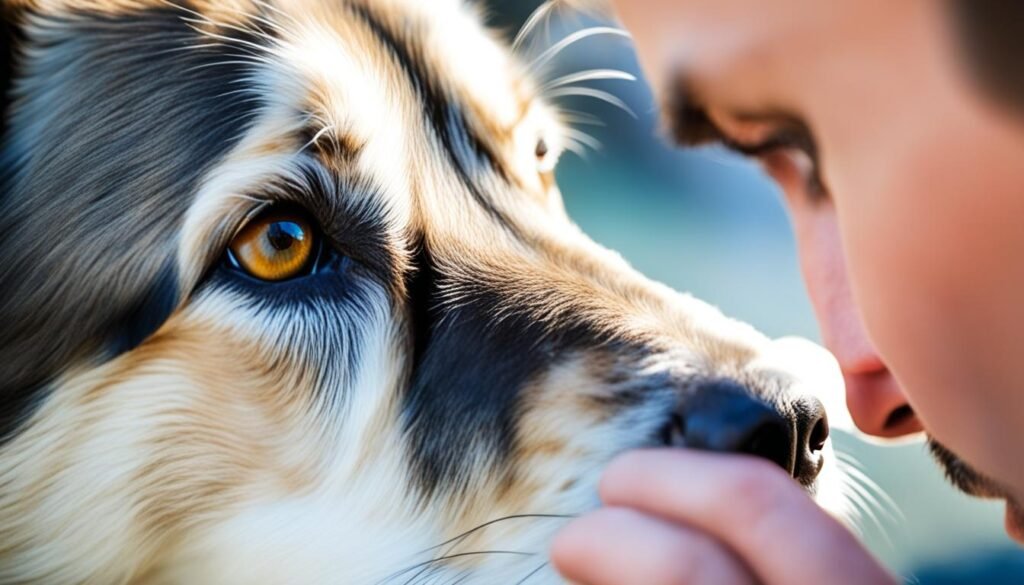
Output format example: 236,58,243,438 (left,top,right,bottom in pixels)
535,138,549,159
227,210,317,281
